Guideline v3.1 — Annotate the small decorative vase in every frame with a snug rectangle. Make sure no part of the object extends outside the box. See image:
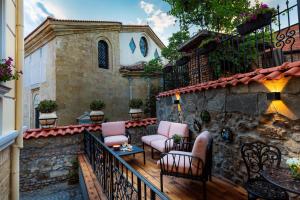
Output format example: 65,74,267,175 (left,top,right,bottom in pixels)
129,108,143,121
89,110,104,123
39,112,57,128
